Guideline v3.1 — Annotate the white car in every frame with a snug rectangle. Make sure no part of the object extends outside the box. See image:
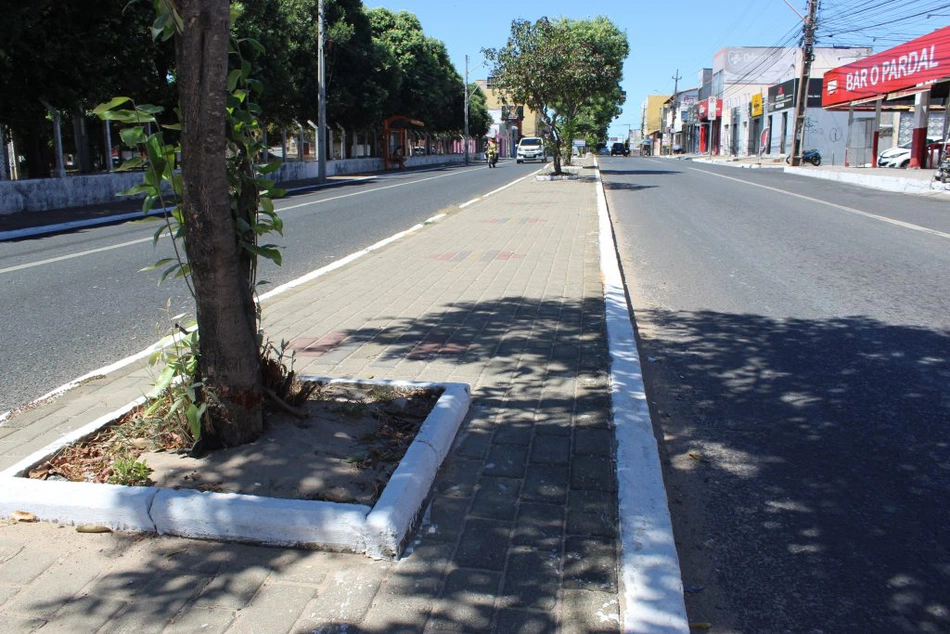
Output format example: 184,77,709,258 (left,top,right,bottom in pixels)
516,137,546,163
878,138,941,168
